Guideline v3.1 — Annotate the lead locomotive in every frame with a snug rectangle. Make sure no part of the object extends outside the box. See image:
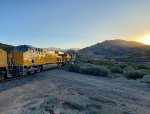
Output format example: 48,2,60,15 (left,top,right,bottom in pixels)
0,45,75,80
